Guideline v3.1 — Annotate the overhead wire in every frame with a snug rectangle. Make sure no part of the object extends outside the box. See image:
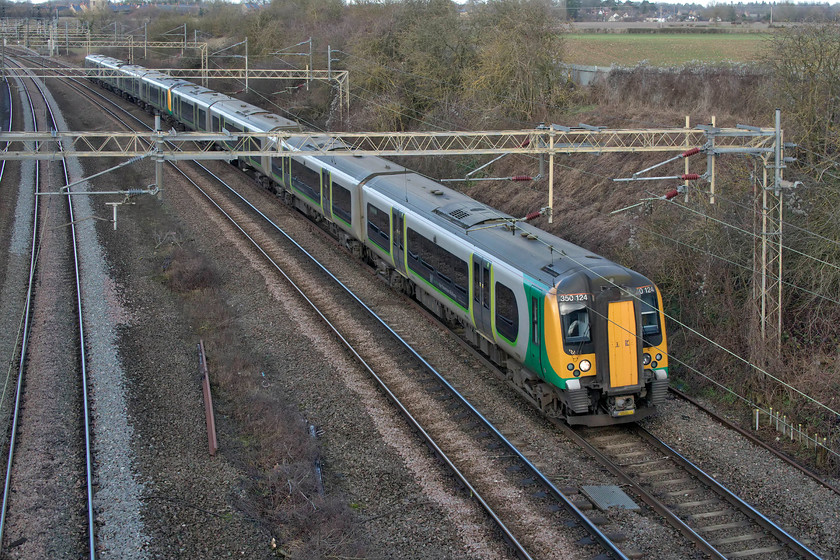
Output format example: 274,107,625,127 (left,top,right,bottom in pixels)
652,192,840,273
637,224,840,306
709,188,840,252
557,249,840,422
